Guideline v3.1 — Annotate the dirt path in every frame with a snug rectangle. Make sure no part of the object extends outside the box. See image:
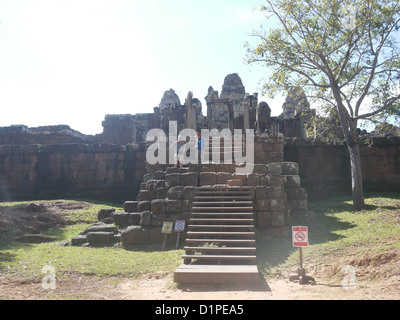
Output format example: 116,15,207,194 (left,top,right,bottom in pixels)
2,270,399,300
117,272,400,300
